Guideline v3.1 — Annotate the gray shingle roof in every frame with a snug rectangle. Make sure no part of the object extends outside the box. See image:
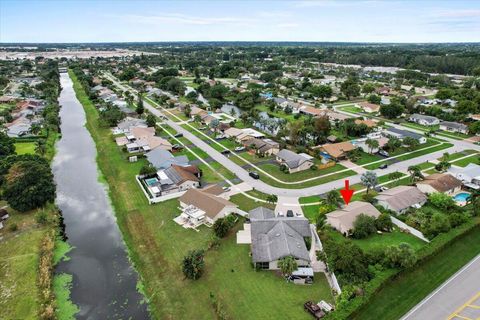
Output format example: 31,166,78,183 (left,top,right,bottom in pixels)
410,113,439,123
146,149,189,169
440,121,468,131
386,128,423,140
276,149,311,169
249,207,311,263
